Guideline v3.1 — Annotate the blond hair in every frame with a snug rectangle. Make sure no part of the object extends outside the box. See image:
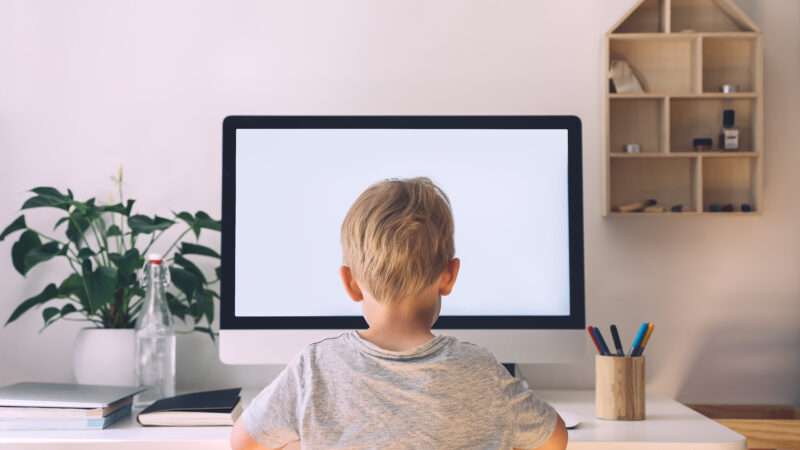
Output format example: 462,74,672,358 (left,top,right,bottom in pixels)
341,177,455,303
